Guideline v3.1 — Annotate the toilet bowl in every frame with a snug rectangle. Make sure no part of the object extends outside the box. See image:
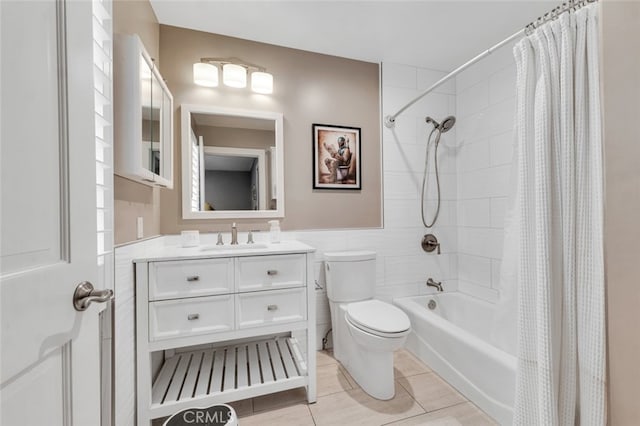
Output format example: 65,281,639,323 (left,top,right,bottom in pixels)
324,251,411,400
